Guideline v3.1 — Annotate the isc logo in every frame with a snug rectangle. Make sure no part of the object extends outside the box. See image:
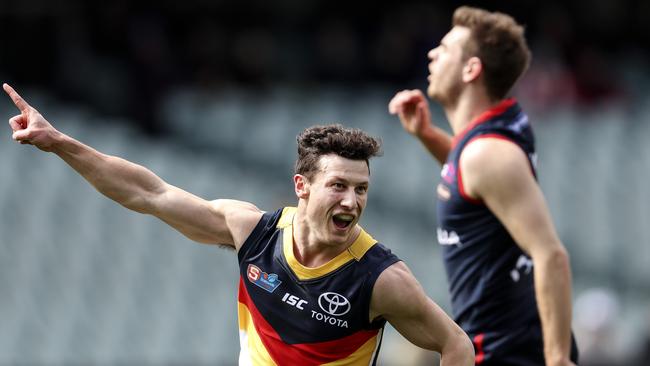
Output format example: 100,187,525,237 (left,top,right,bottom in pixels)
282,292,308,310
